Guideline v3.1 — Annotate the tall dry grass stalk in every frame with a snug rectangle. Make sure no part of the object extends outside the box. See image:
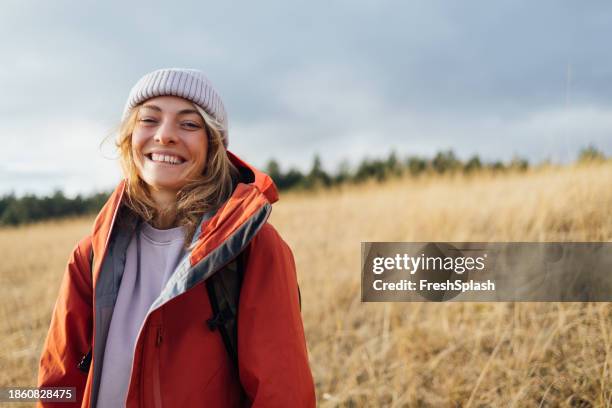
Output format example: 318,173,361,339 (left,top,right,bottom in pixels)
1,163,611,407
